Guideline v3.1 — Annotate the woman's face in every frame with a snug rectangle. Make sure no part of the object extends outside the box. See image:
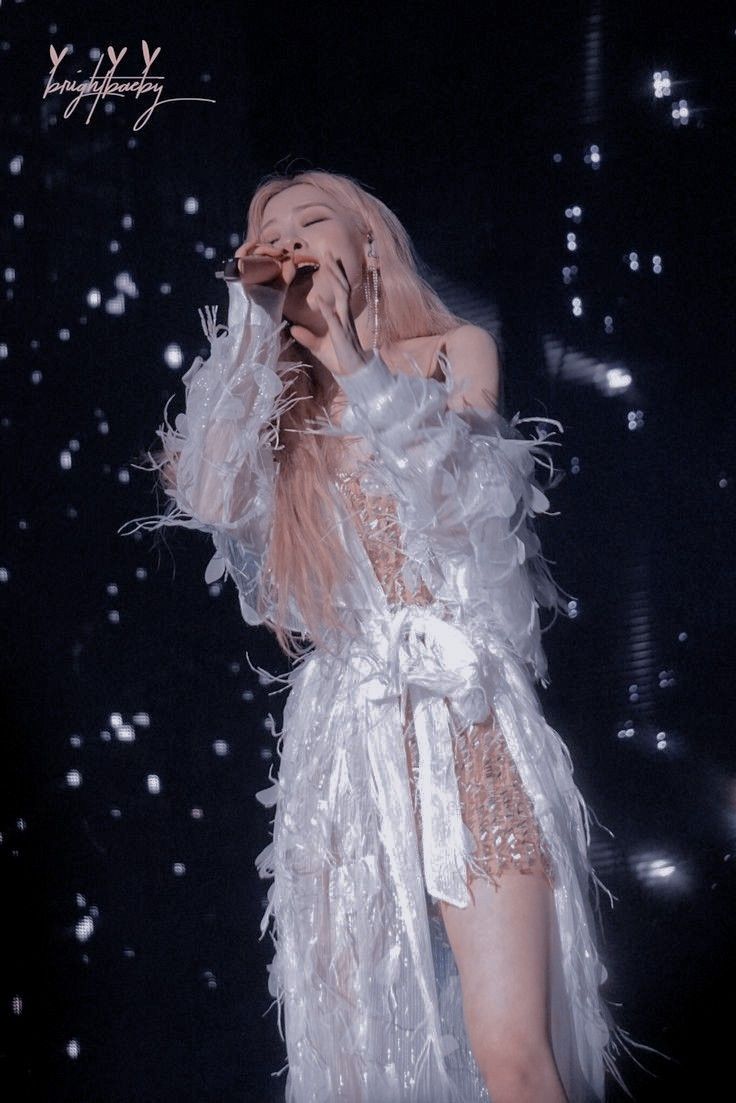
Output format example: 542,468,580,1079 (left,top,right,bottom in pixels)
258,183,369,327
